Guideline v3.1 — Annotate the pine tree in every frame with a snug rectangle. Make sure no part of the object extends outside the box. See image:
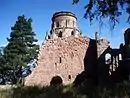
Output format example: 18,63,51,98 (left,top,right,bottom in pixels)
0,47,7,84
4,15,39,85
0,47,4,83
